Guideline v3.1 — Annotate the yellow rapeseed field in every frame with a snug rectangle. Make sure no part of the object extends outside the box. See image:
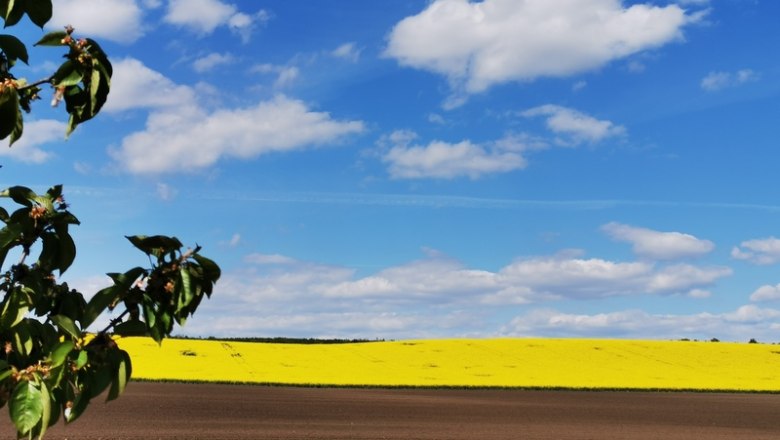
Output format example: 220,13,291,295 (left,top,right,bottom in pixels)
117,337,780,391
